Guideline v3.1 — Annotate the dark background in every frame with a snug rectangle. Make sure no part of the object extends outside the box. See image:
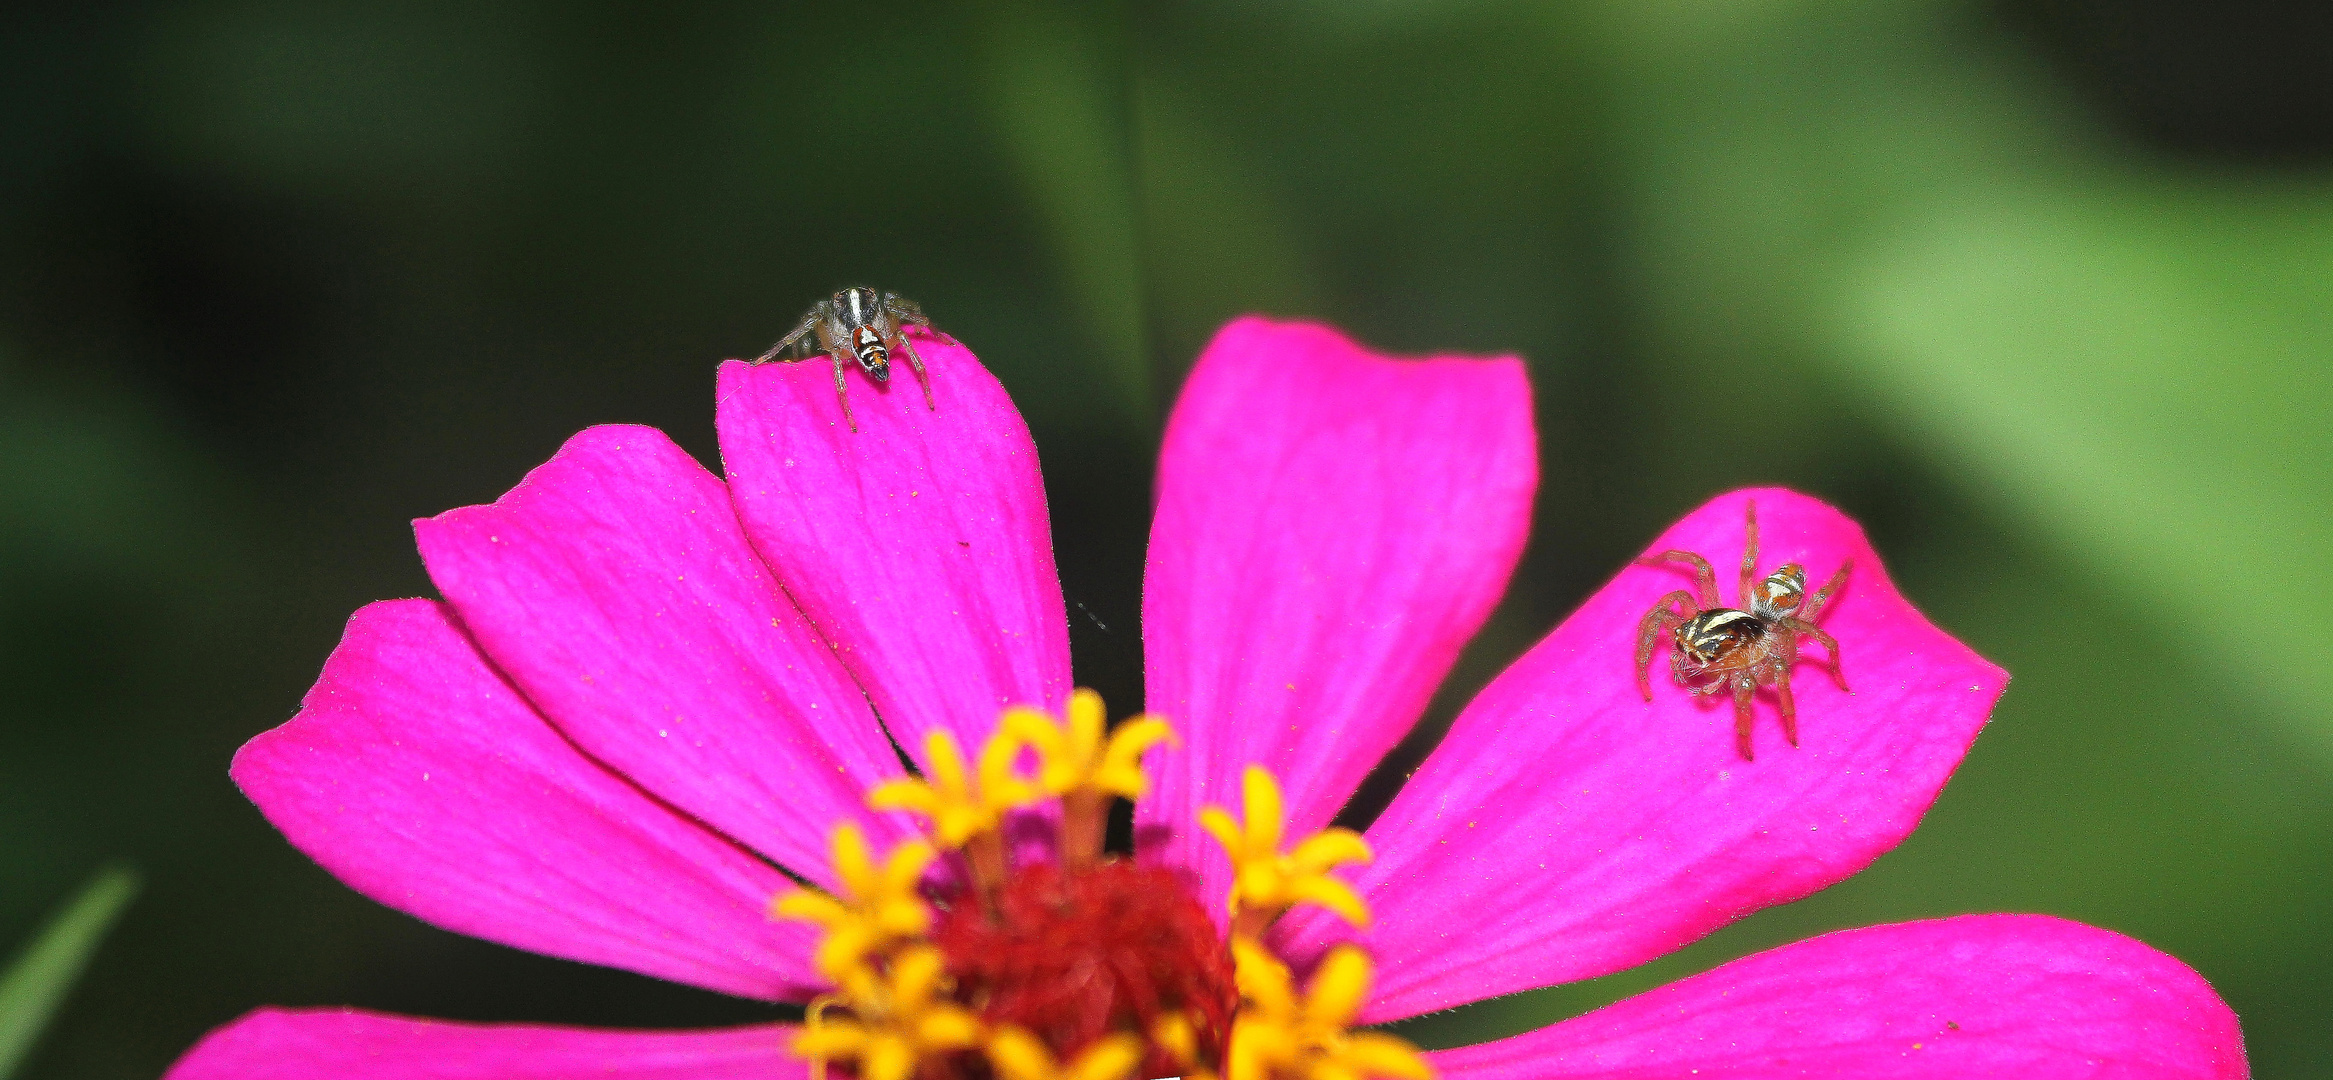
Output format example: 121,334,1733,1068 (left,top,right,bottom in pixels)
4,0,2330,1075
